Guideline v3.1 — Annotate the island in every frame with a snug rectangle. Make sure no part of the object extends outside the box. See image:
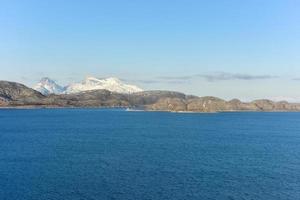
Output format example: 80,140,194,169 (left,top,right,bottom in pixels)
1,80,300,112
